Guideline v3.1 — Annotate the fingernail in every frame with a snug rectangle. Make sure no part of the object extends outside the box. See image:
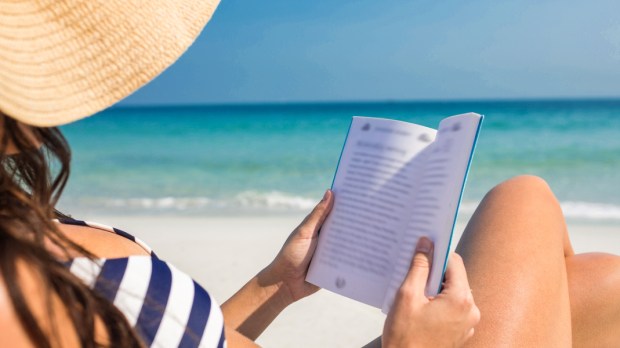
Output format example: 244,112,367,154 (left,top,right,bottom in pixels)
416,237,432,253
321,190,330,202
